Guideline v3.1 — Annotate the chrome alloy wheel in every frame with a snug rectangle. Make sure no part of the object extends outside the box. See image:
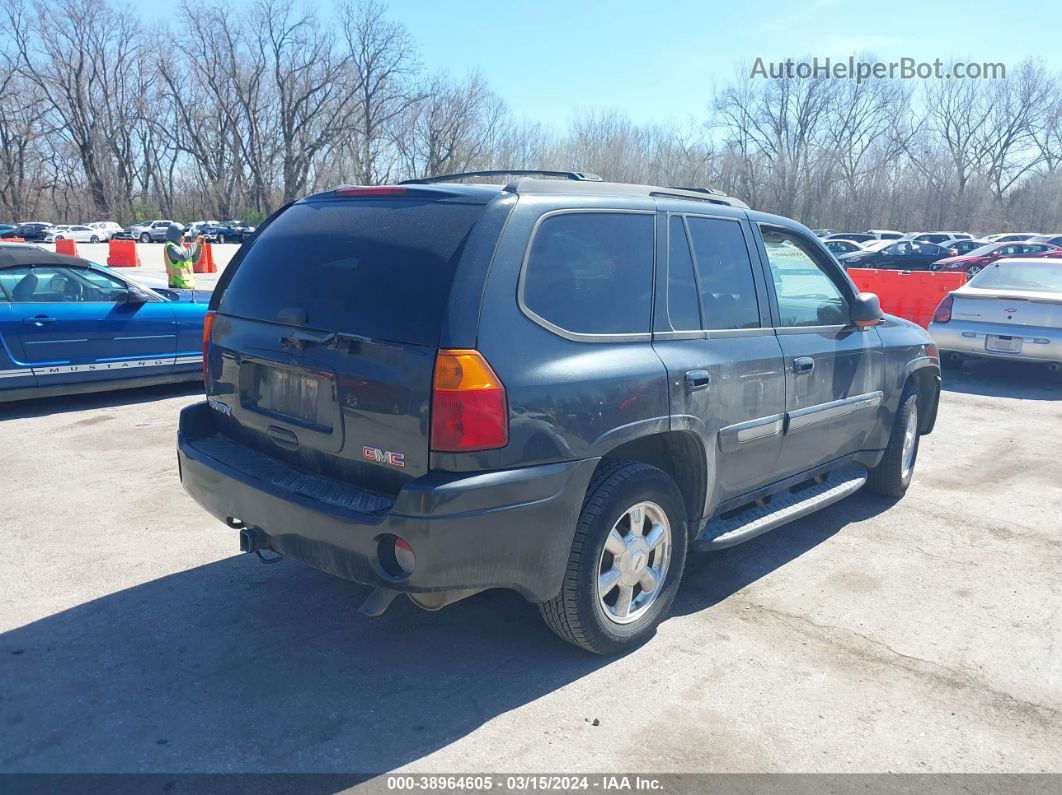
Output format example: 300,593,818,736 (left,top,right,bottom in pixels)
901,404,919,481
596,501,671,625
